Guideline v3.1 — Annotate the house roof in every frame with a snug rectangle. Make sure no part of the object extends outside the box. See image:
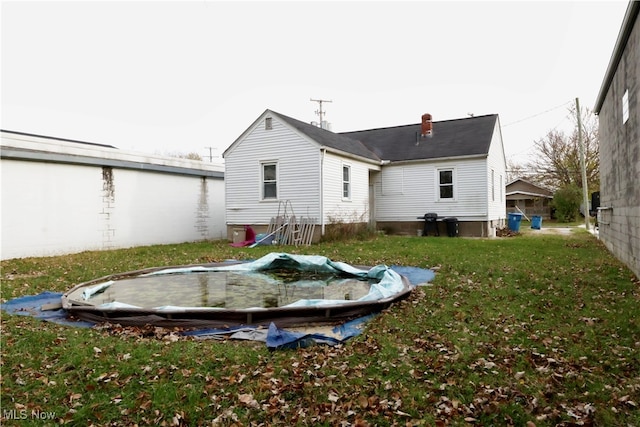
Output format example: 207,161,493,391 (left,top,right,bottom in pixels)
506,178,552,191
231,109,499,164
270,111,382,162
594,1,639,113
340,114,499,162
506,190,553,199
505,178,554,198
1,129,117,149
